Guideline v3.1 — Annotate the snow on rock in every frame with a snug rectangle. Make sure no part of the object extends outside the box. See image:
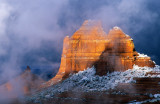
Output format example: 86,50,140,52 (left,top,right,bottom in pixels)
45,94,50,99
138,53,148,57
113,26,121,30
26,65,160,102
154,94,160,98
